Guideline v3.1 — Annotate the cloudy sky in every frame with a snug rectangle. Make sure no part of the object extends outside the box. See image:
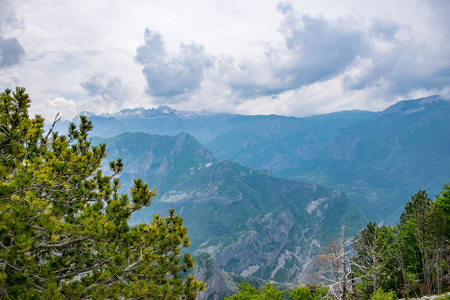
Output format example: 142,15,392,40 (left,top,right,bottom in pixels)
1,0,450,121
